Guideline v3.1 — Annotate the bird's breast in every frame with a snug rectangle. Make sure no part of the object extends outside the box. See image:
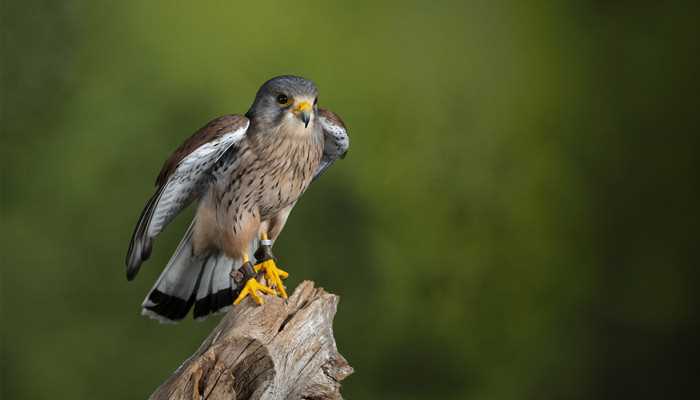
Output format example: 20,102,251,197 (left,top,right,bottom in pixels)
254,131,323,216
213,127,323,223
